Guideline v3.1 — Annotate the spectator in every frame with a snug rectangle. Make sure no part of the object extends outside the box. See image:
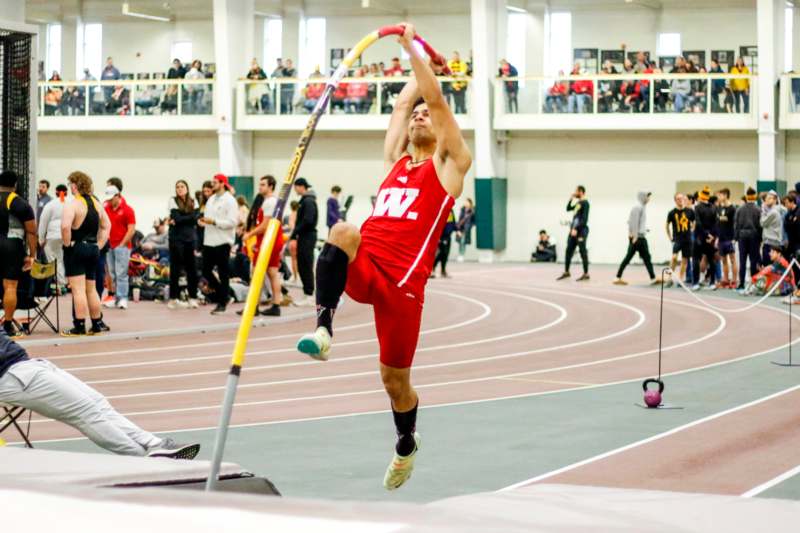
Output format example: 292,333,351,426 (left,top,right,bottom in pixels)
749,247,795,296
106,84,130,115
709,59,726,112
690,67,708,113
286,200,300,285
184,59,205,114
384,57,406,103
199,174,238,315
246,58,269,113
614,192,659,285
167,180,199,310
716,188,738,288
618,75,642,113
730,57,750,113
666,193,695,286
36,179,52,220
327,185,342,231
167,58,186,79
558,185,590,281
344,68,369,113
103,184,135,310
384,57,404,77
532,230,556,262
671,67,691,113
784,191,800,282
693,186,718,290
236,195,249,236
456,198,475,262
544,73,567,113
761,190,784,266
499,59,518,113
62,171,110,336
448,51,469,114
735,187,762,291
598,61,619,113
279,58,296,115
651,67,670,112
44,72,64,116
303,67,325,113
0,171,37,337
670,56,687,73
38,184,68,286
140,218,169,259
239,175,284,317
100,56,121,105
195,180,214,252
0,331,200,459
433,209,457,278
289,178,318,306
567,64,593,113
